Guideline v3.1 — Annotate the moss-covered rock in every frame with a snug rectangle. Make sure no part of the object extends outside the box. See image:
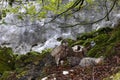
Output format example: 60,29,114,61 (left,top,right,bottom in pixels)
76,27,113,41
0,47,15,73
3,48,55,80
86,34,110,57
75,27,118,57
15,49,52,68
